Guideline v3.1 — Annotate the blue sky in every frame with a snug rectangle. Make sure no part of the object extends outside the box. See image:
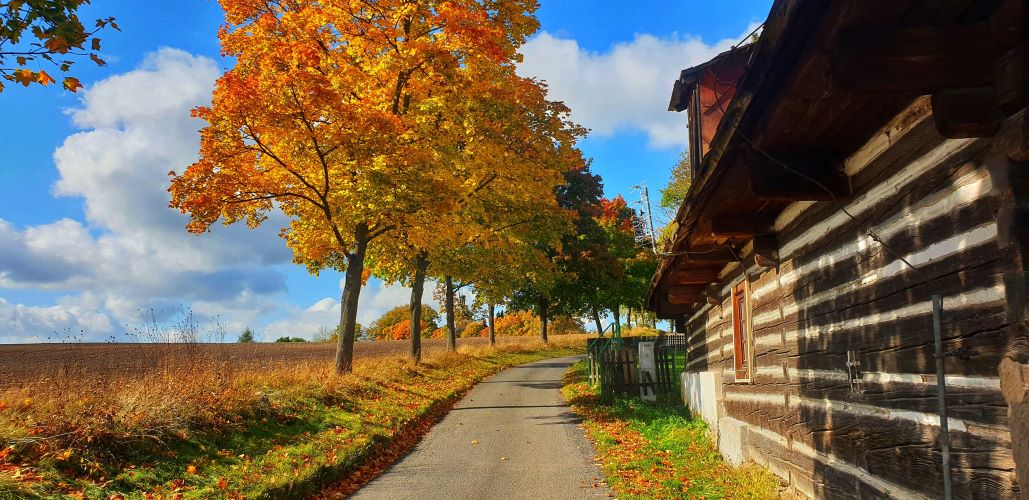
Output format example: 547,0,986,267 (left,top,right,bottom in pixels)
0,0,772,342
